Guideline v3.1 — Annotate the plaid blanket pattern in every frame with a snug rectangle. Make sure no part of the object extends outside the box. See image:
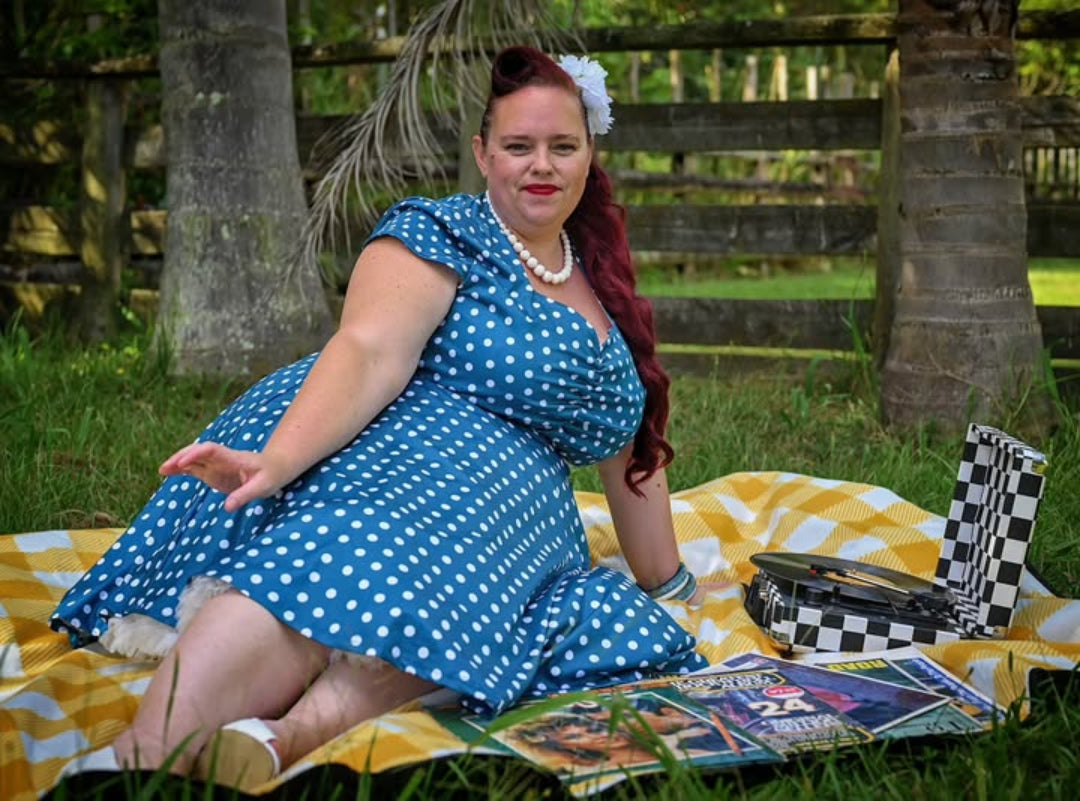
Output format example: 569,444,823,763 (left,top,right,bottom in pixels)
3,472,1078,799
